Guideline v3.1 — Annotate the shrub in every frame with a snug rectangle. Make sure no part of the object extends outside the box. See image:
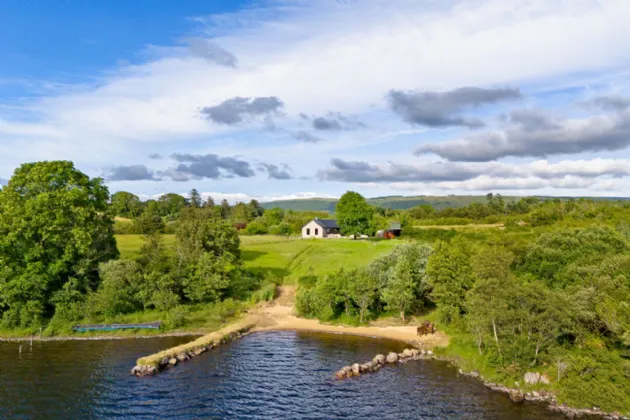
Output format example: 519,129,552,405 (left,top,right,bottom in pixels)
165,305,190,329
